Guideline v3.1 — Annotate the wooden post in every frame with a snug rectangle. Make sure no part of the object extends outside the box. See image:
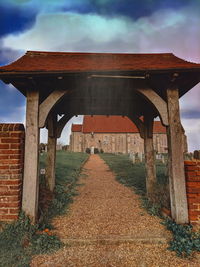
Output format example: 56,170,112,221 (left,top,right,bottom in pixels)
22,90,40,223
144,115,157,200
167,88,189,224
46,113,57,191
